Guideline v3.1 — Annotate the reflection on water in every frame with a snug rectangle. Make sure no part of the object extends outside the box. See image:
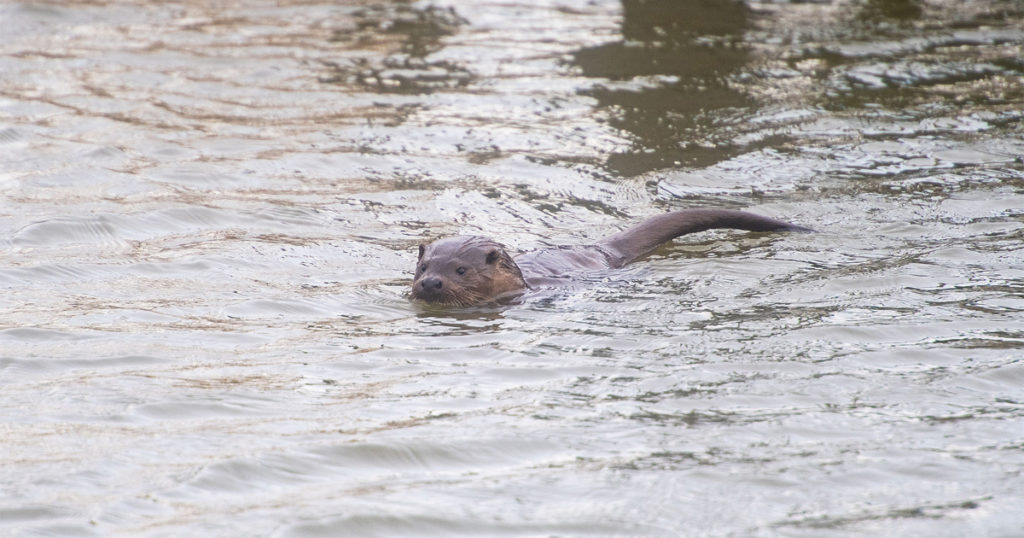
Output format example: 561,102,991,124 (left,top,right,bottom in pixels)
859,0,924,21
322,4,472,93
2,0,1023,536
573,0,753,175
